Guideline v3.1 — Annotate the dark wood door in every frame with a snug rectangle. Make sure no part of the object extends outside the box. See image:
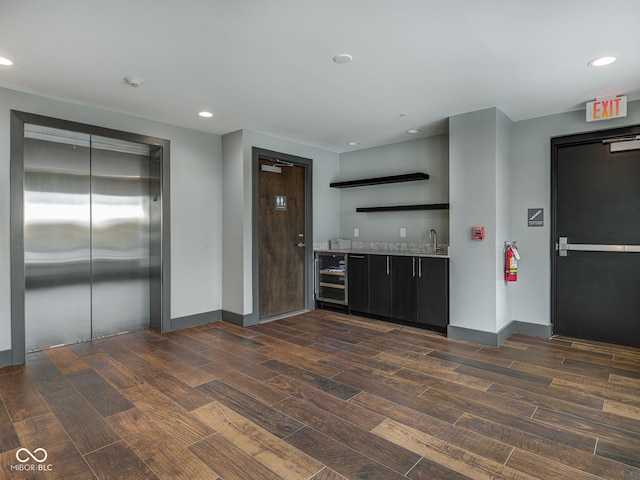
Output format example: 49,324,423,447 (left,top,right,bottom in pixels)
391,256,417,323
417,257,449,329
369,255,391,317
553,133,640,347
258,160,305,318
347,254,369,313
